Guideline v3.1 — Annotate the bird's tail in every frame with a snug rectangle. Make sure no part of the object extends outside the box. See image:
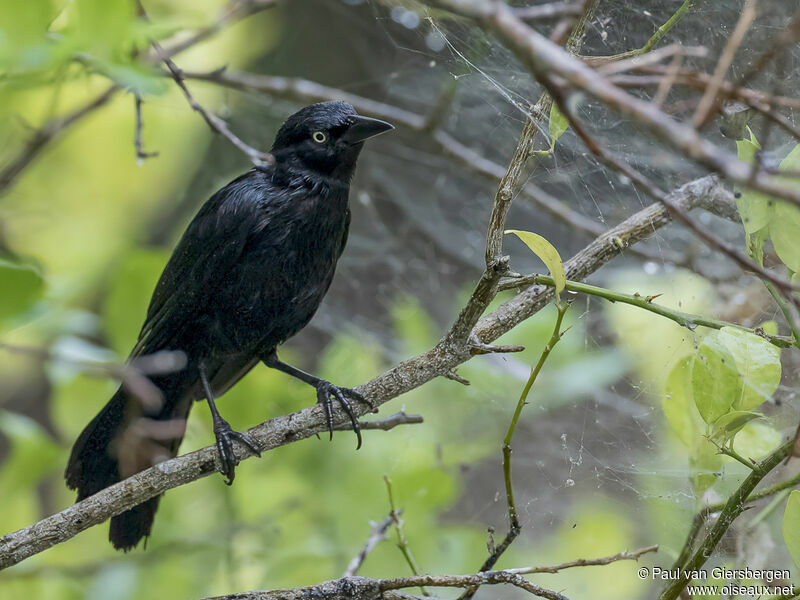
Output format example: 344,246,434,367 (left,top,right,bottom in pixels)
65,382,192,550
